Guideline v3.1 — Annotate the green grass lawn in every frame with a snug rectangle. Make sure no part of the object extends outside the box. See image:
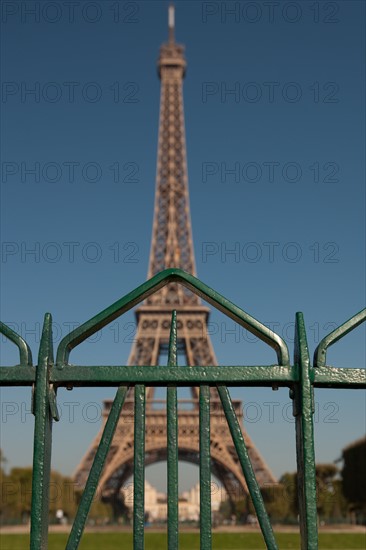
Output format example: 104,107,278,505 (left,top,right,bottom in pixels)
1,532,365,549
